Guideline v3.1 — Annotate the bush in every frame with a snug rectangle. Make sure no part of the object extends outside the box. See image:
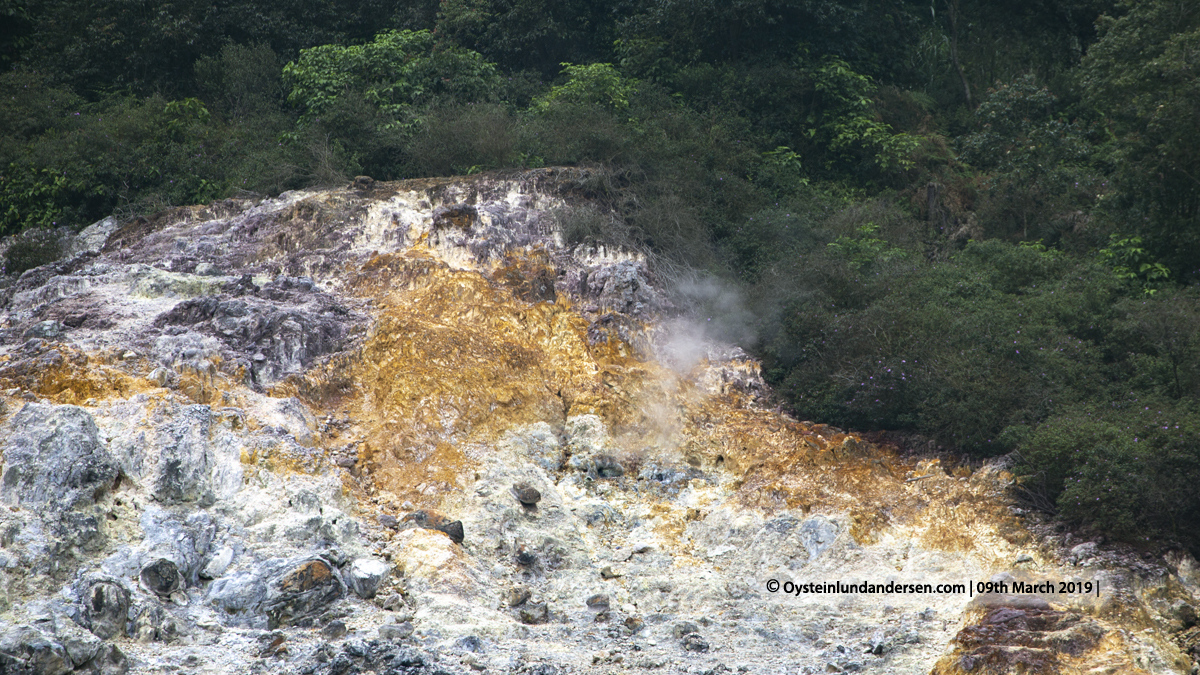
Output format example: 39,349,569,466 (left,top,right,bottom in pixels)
1018,400,1200,554
756,238,1127,454
4,227,63,276
195,43,285,121
405,103,520,177
0,164,74,234
554,205,637,249
283,30,501,130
